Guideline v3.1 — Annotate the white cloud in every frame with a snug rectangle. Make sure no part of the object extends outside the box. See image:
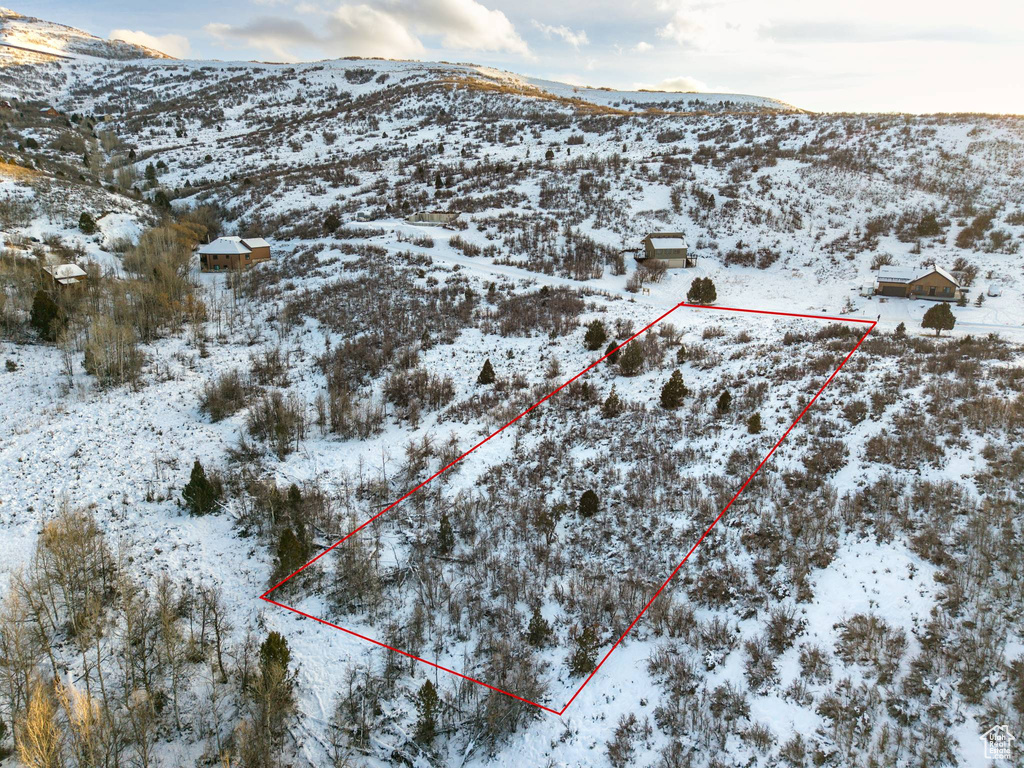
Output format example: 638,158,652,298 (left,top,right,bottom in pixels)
109,29,192,58
532,20,589,49
633,41,653,53
634,75,708,92
412,0,529,55
329,5,425,58
204,0,528,61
